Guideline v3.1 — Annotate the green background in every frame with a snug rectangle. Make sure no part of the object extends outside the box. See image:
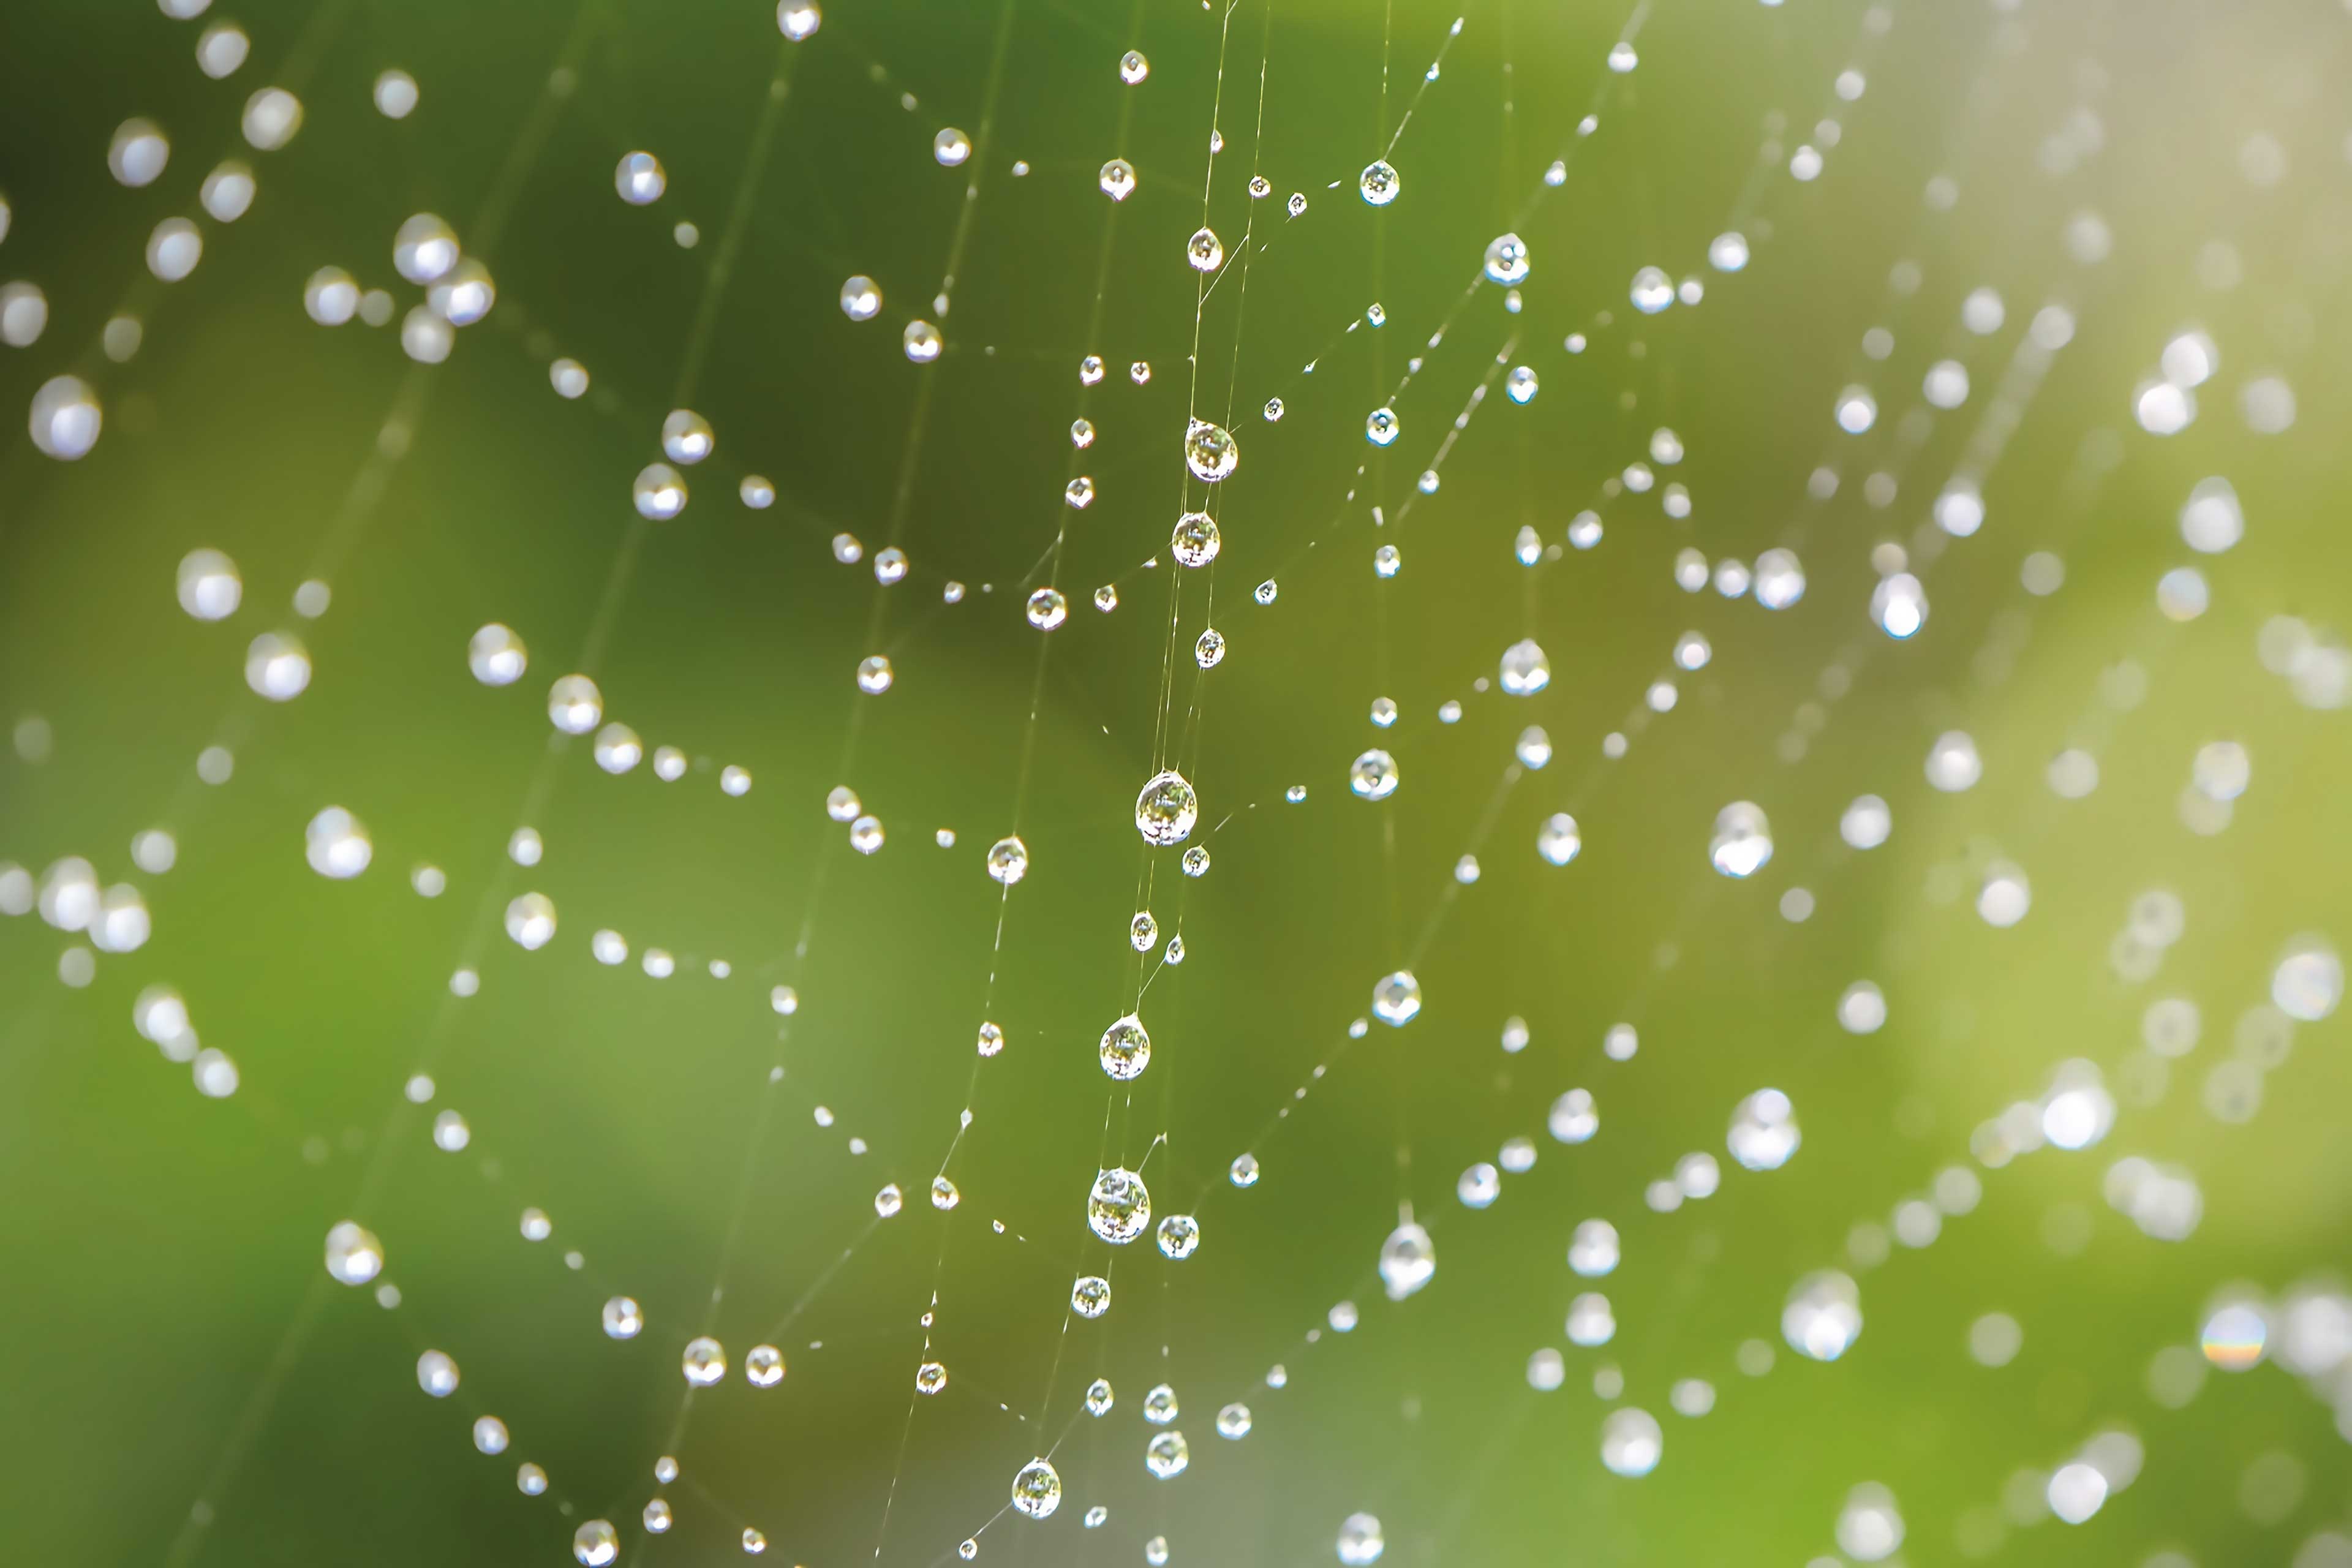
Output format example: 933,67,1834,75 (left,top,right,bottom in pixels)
2,0,2349,1563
